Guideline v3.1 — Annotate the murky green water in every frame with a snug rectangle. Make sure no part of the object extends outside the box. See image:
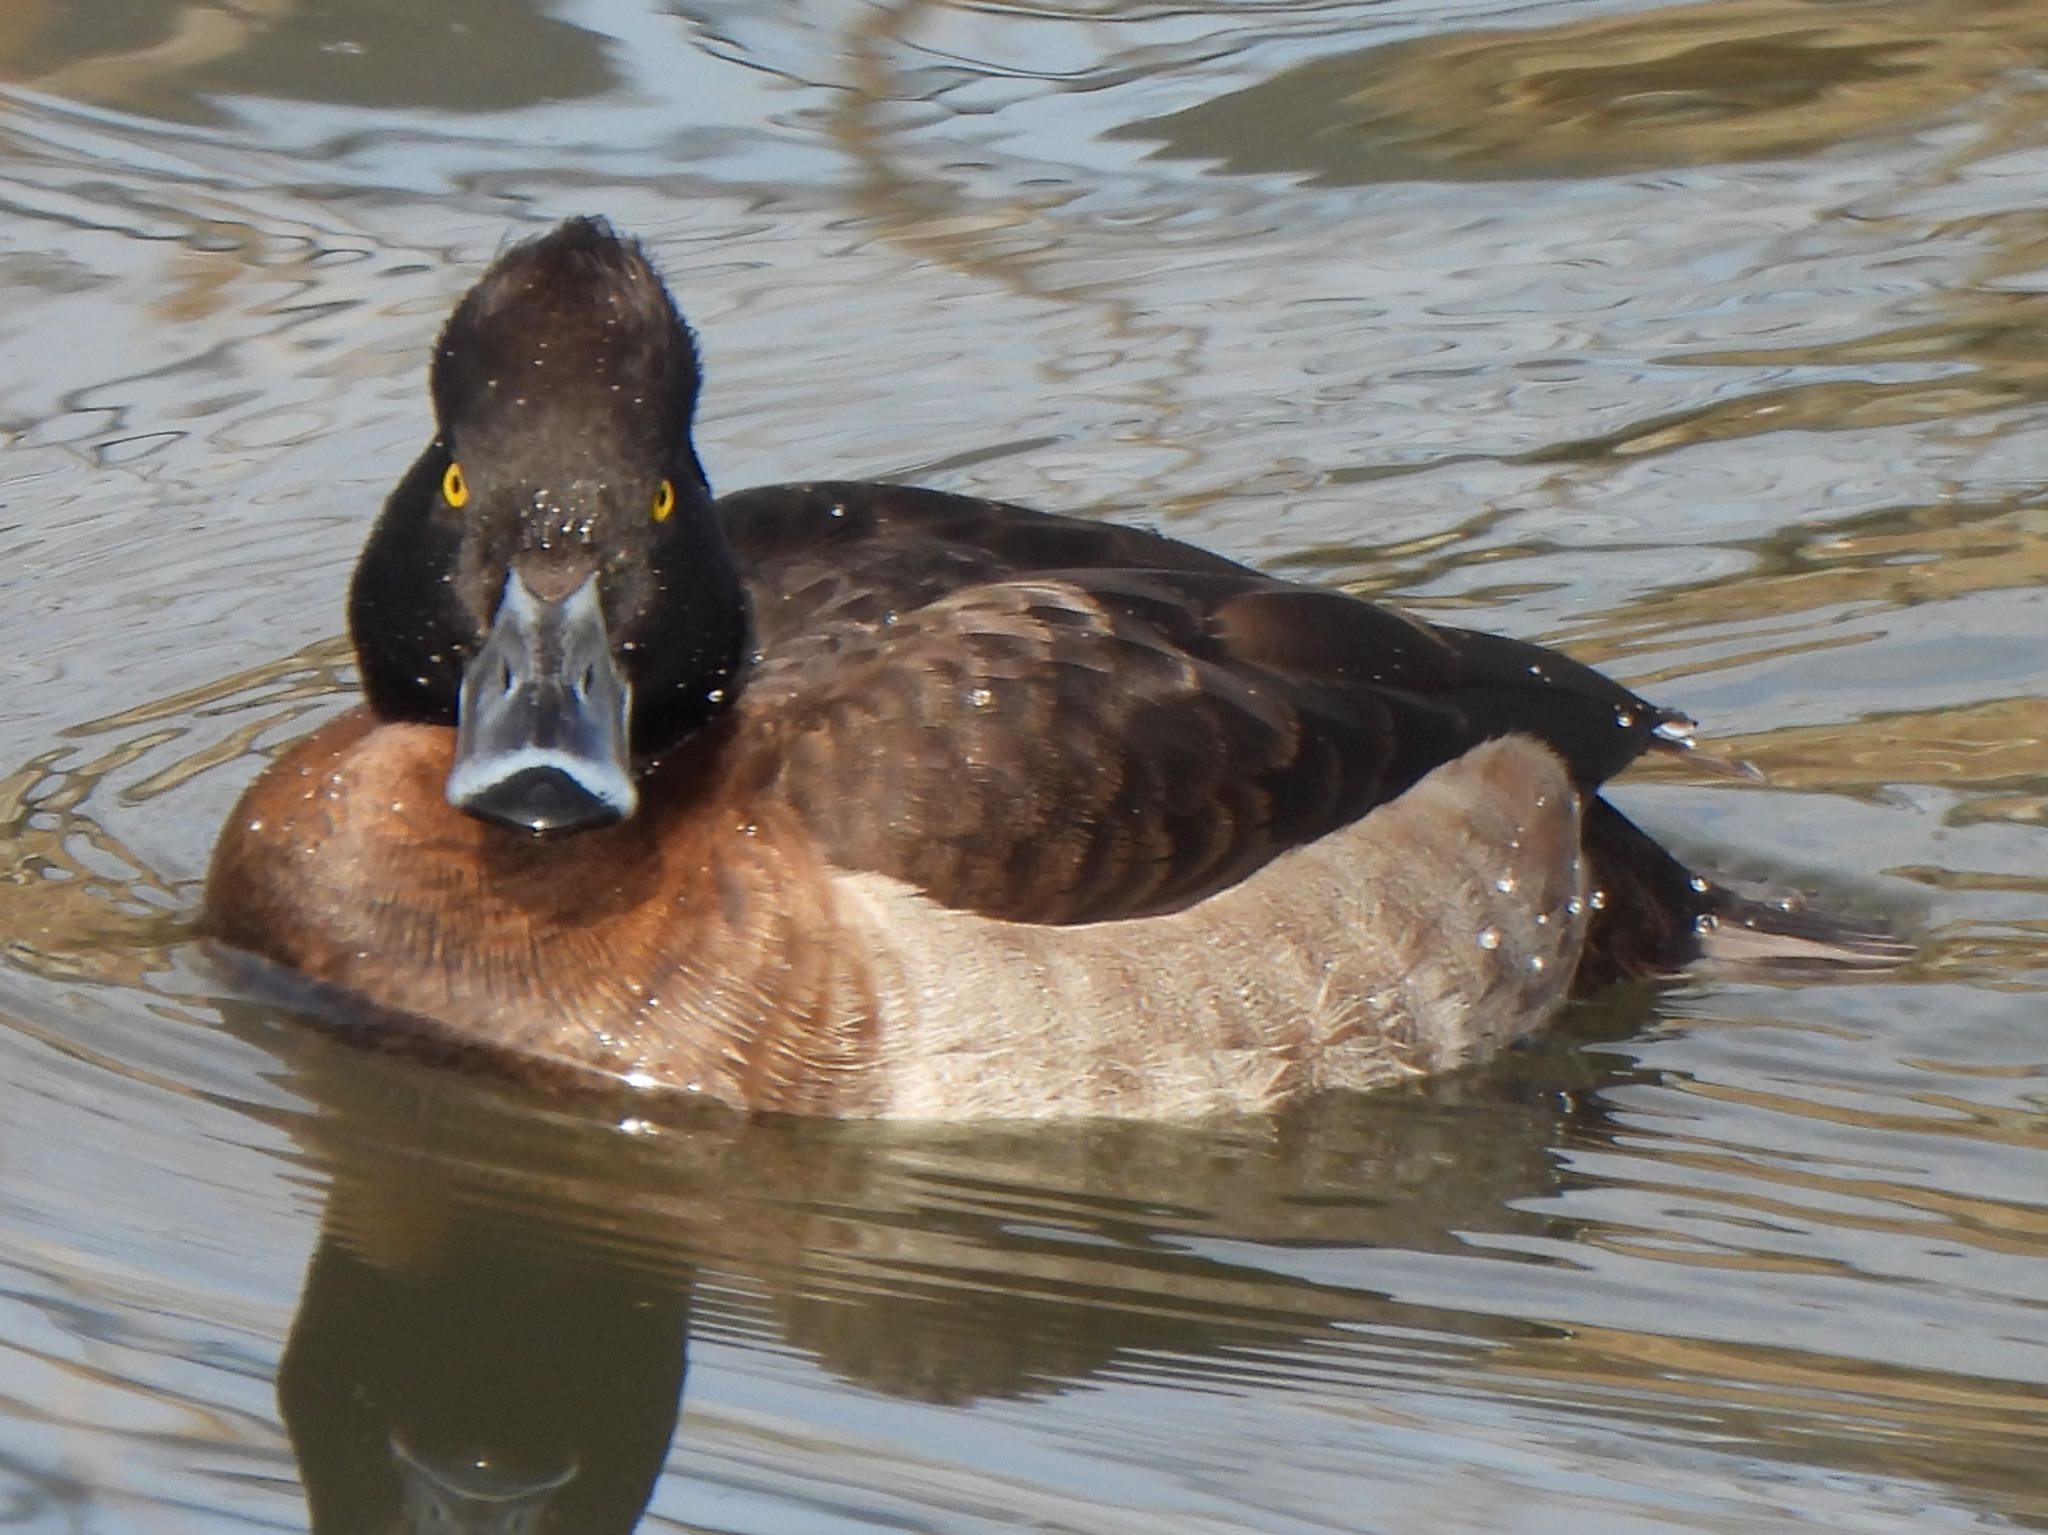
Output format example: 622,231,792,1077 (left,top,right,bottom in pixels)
1,0,2045,1529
